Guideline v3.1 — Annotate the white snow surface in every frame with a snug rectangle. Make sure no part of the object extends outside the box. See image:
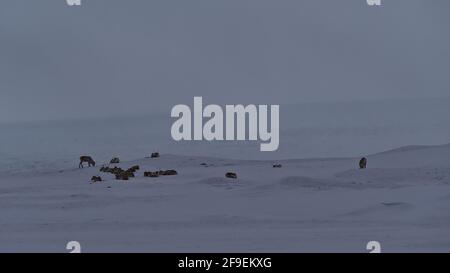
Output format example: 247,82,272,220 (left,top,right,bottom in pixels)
1,144,450,252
